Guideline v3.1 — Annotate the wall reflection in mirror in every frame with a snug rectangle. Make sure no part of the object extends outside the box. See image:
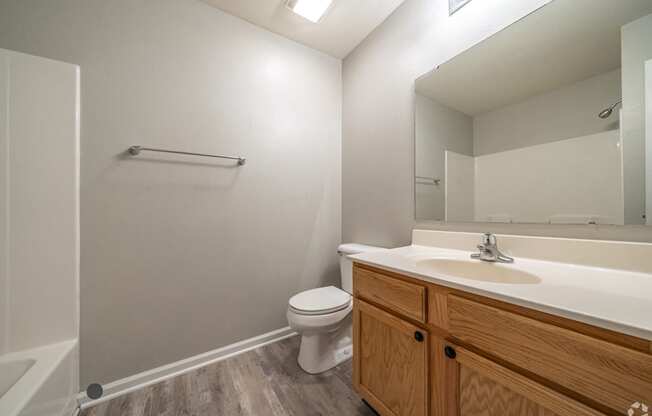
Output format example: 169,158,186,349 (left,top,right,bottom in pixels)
415,0,652,225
